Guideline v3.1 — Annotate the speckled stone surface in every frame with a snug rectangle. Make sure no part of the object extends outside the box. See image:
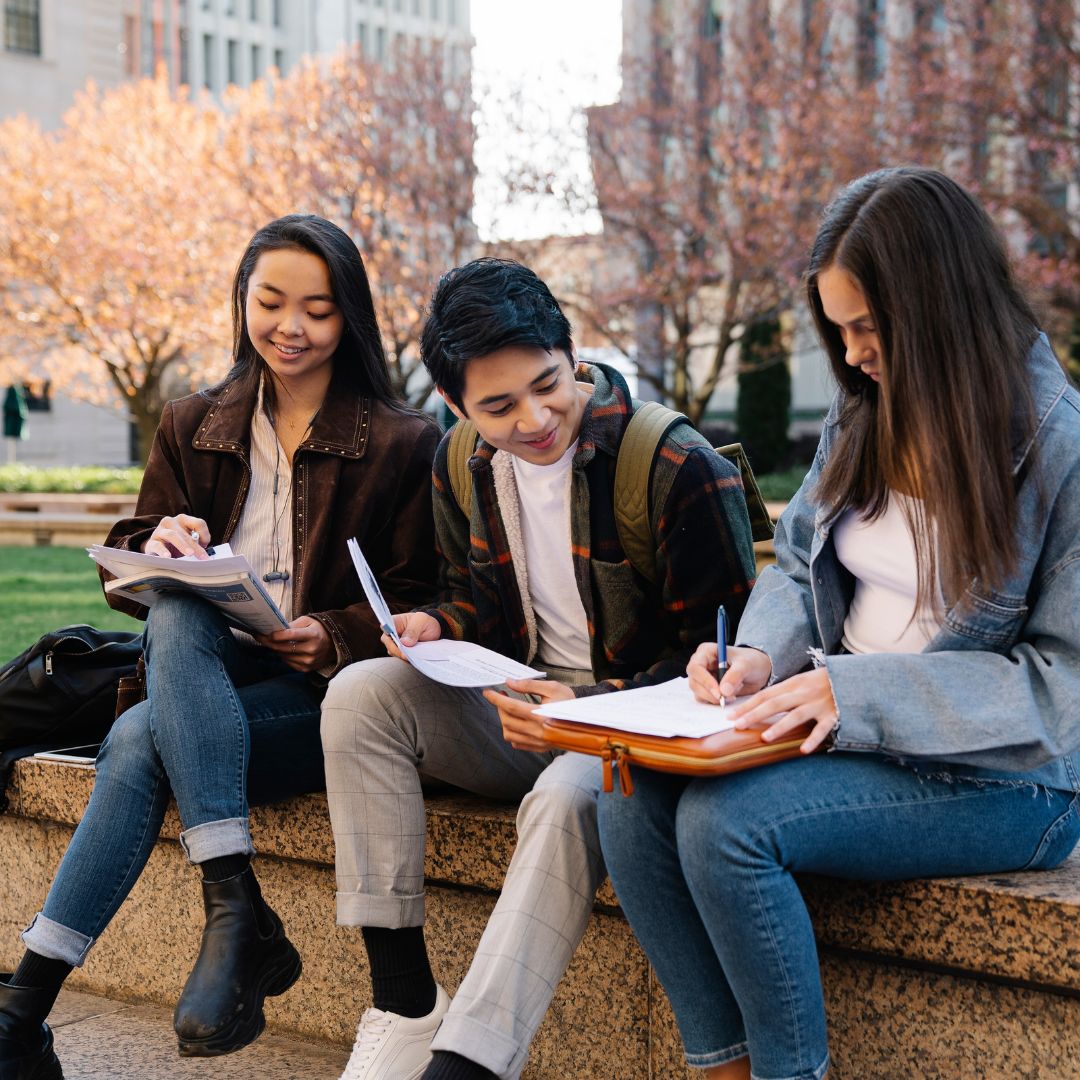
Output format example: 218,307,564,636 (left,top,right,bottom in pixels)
823,952,1080,1078
801,852,1080,991
48,987,349,1079
7,757,1080,1077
